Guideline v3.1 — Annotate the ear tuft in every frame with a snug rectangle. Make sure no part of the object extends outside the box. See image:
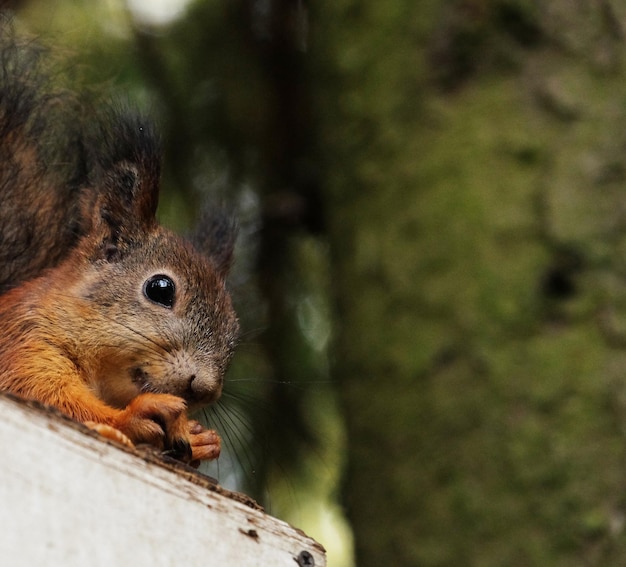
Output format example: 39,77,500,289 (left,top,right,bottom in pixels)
191,209,238,278
87,105,162,251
